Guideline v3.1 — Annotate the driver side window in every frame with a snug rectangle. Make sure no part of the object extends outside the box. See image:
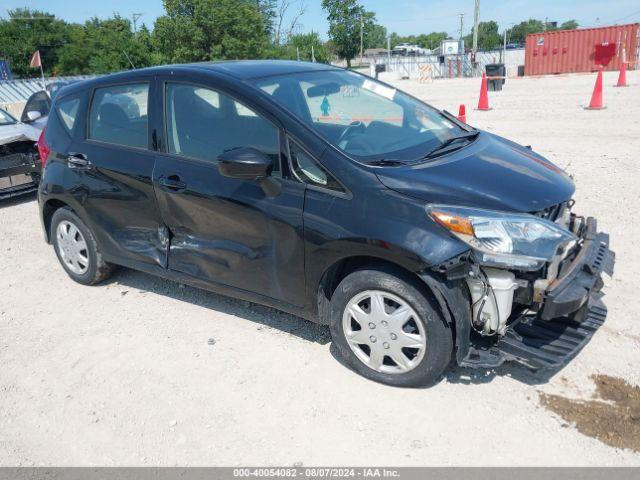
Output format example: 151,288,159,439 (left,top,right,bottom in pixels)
165,83,280,175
